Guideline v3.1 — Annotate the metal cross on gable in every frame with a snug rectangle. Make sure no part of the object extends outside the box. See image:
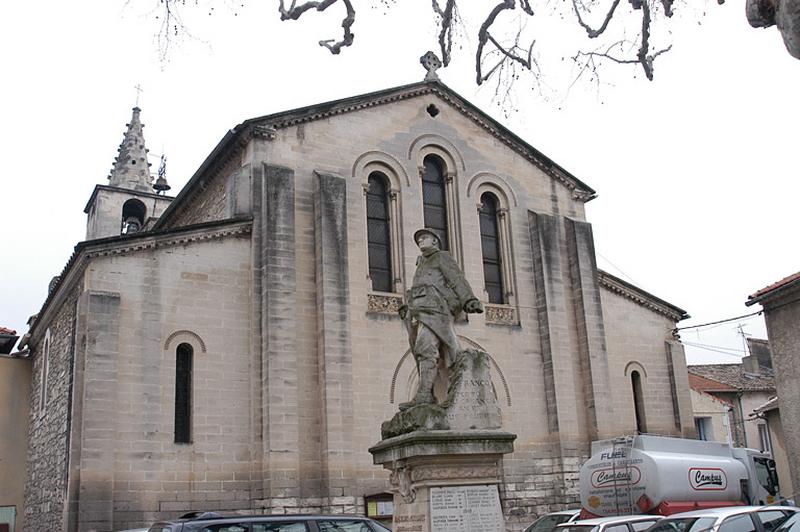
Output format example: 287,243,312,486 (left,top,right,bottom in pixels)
420,51,442,81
